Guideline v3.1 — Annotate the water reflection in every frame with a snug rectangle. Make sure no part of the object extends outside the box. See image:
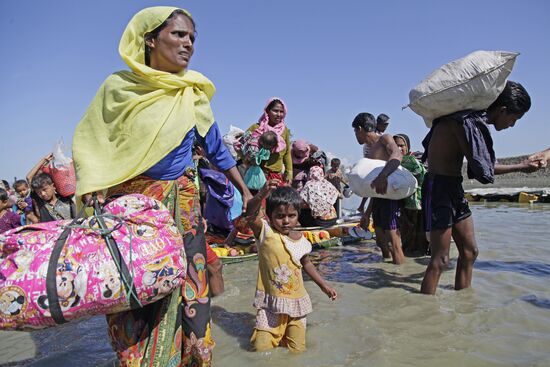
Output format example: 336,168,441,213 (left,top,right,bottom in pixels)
475,260,550,277
309,244,431,292
521,295,550,310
